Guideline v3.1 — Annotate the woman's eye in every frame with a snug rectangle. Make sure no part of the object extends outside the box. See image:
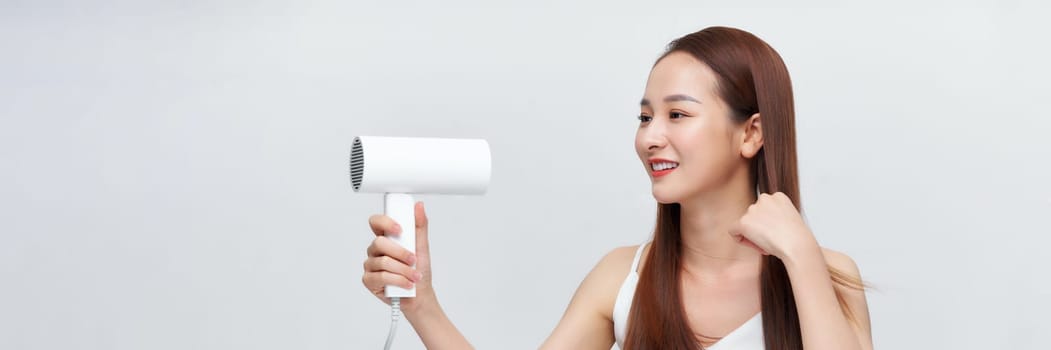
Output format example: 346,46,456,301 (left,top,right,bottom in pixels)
670,112,686,119
638,115,652,123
